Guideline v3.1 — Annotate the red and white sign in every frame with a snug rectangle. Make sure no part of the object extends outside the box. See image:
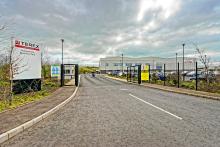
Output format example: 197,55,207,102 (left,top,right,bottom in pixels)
12,39,41,80
15,40,40,51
